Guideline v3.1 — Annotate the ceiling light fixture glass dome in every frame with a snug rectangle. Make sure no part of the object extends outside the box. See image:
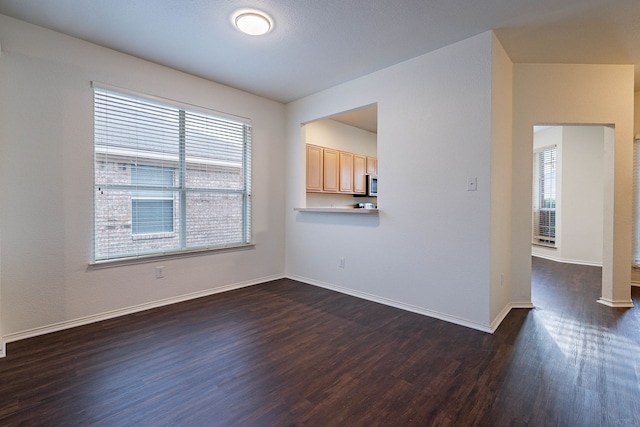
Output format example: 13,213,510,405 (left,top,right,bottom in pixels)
233,10,272,36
